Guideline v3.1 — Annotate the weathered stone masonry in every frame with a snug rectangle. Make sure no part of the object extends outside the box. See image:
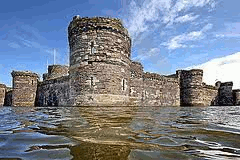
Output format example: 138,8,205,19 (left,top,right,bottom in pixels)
1,16,240,107
11,71,38,107
0,84,6,106
68,16,131,106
